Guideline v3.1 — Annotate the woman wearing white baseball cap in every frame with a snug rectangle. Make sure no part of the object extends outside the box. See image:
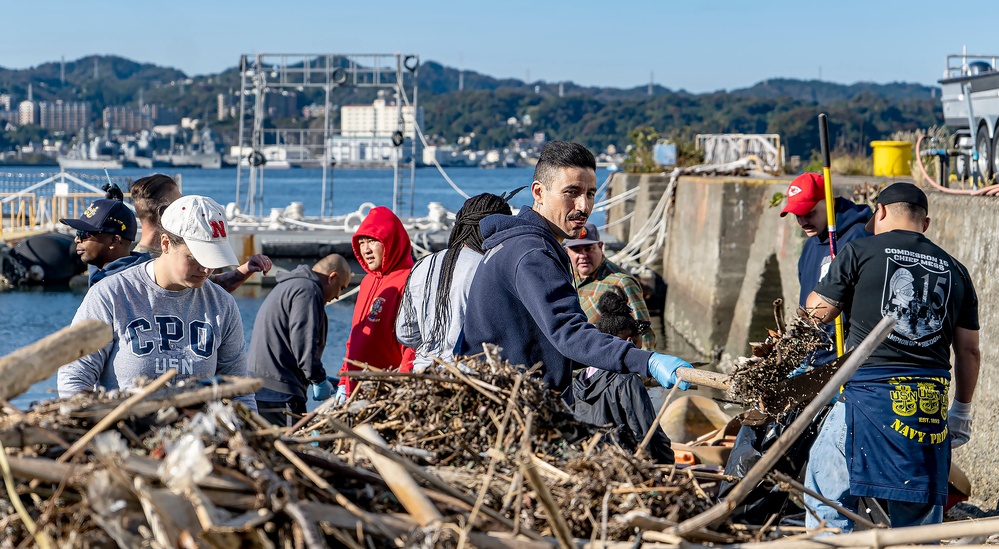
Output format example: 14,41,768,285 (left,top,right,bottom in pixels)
157,195,241,287
58,195,255,410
